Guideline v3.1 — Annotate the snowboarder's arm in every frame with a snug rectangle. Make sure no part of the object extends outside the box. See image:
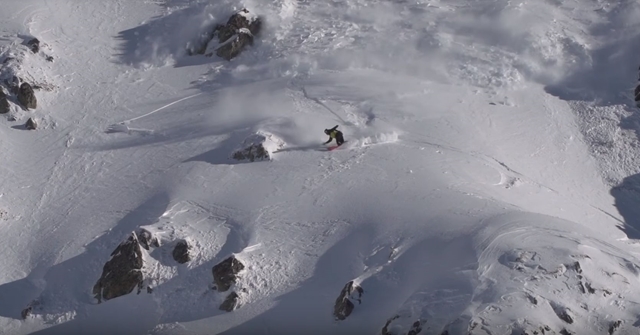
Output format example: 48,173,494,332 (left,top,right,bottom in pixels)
324,137,333,144
330,125,338,132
